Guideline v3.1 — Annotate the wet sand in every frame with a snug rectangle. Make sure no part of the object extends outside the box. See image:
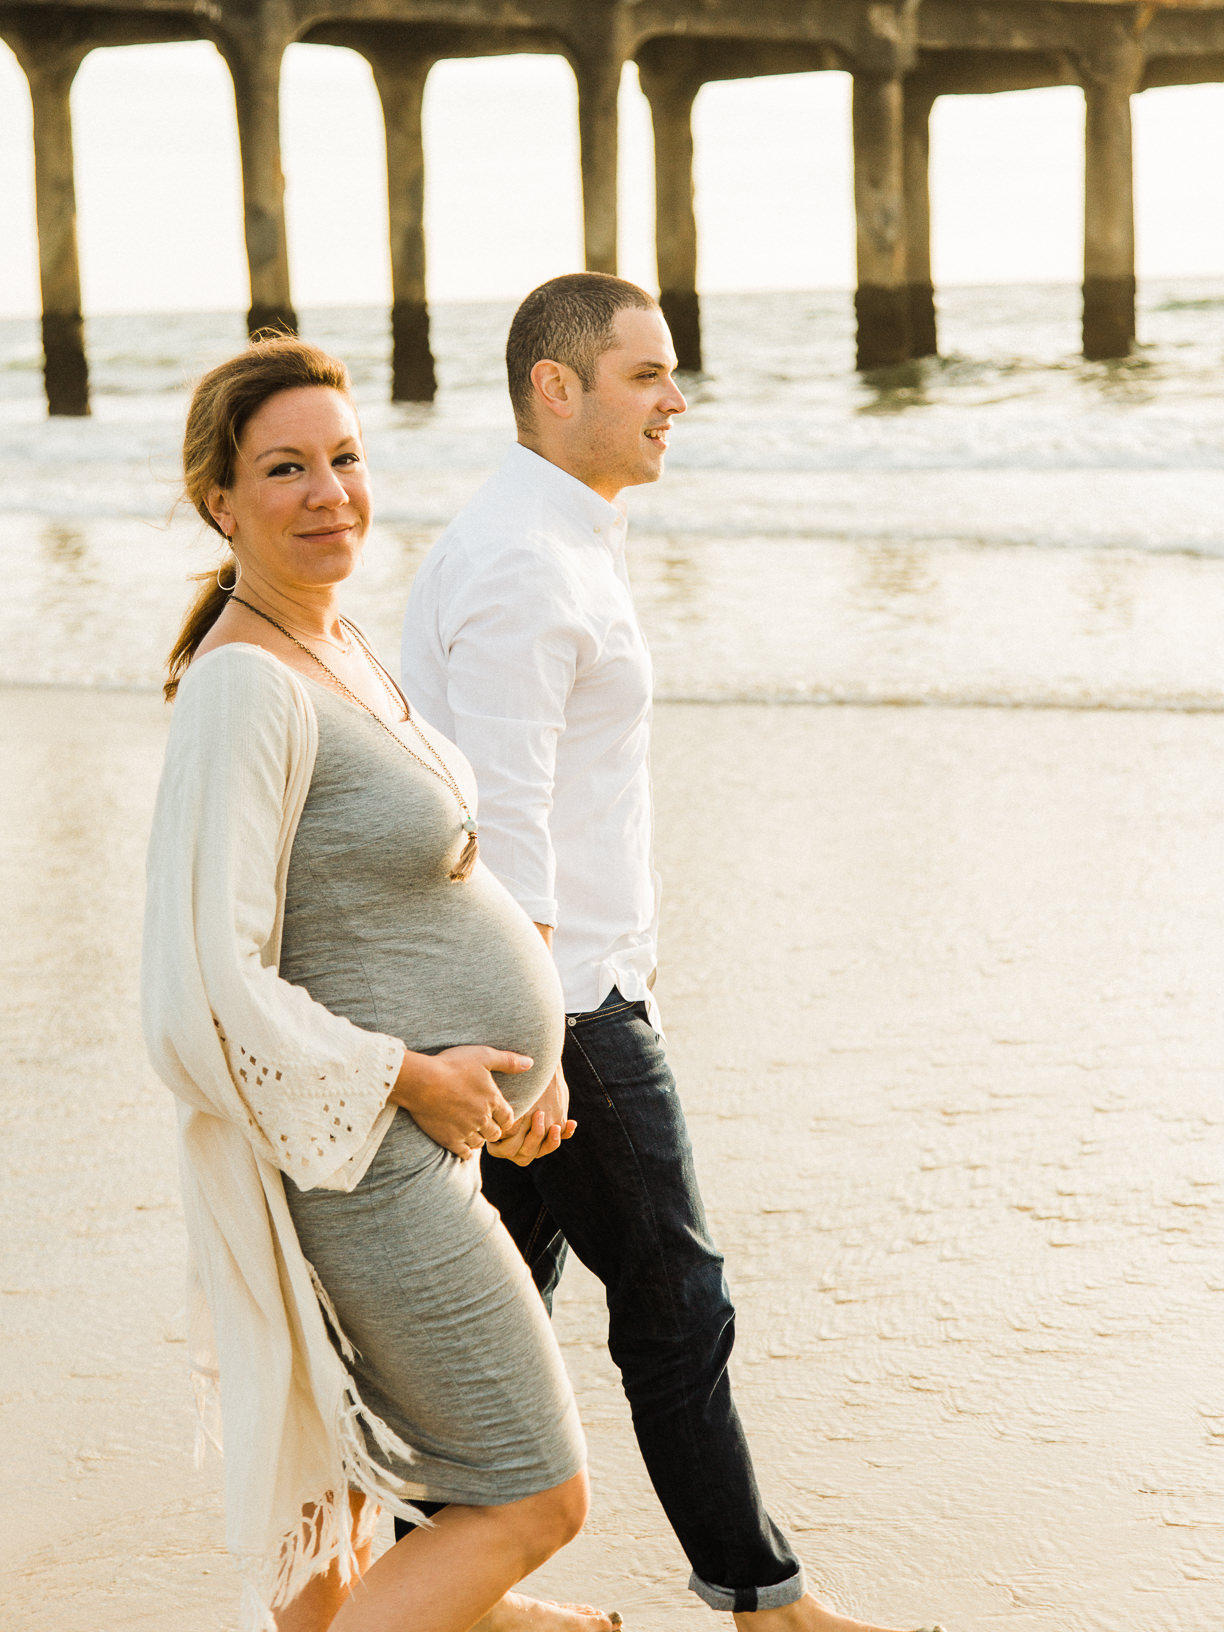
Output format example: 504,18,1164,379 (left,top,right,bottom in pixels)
2,685,1223,1630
